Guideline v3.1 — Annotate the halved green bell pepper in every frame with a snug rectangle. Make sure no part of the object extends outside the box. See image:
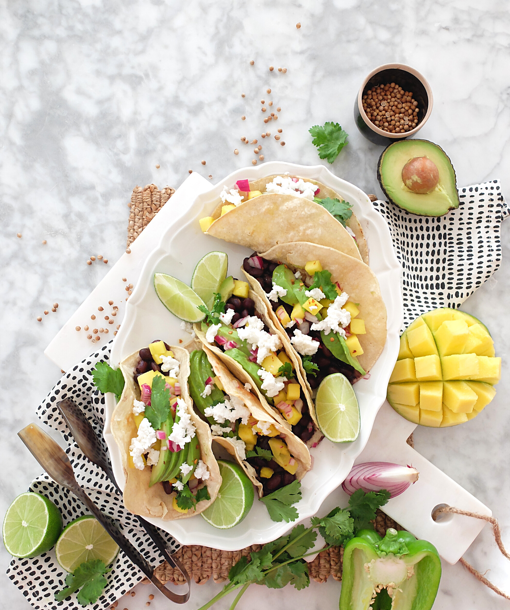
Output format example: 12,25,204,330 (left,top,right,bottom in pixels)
339,528,441,610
